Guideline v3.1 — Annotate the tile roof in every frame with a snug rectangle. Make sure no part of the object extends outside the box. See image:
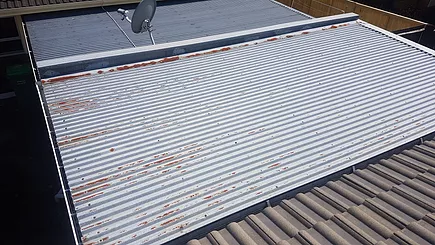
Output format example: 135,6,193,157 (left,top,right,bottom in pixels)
188,139,435,245
0,0,94,10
